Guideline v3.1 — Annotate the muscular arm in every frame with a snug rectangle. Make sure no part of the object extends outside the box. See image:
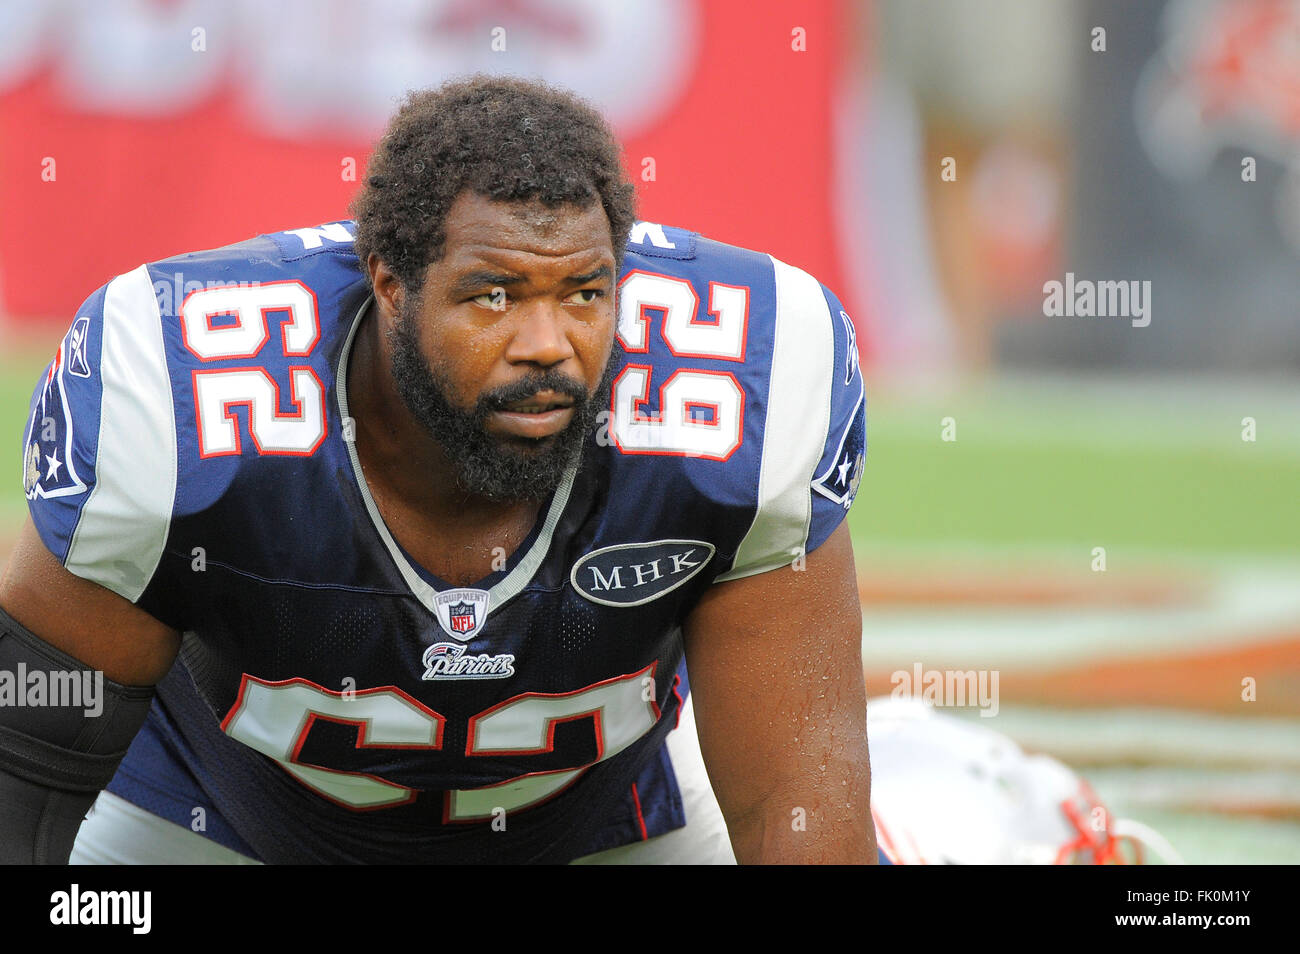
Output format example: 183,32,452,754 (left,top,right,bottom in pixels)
0,519,179,685
683,522,875,864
